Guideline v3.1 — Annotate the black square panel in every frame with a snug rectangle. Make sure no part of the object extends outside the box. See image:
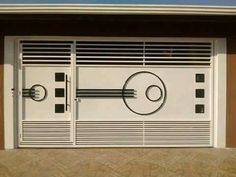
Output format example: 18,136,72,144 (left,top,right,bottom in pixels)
55,73,65,82
195,104,205,114
196,74,205,83
55,88,64,97
55,104,64,113
196,89,205,98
